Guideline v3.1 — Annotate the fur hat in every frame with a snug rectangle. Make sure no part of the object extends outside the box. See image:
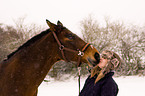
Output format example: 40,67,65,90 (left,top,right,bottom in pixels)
91,50,122,83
